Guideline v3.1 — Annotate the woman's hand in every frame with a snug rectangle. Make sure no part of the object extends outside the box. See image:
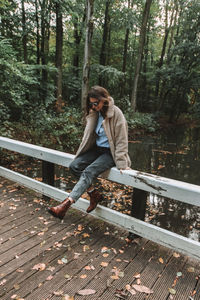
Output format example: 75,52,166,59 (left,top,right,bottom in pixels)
120,167,132,174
